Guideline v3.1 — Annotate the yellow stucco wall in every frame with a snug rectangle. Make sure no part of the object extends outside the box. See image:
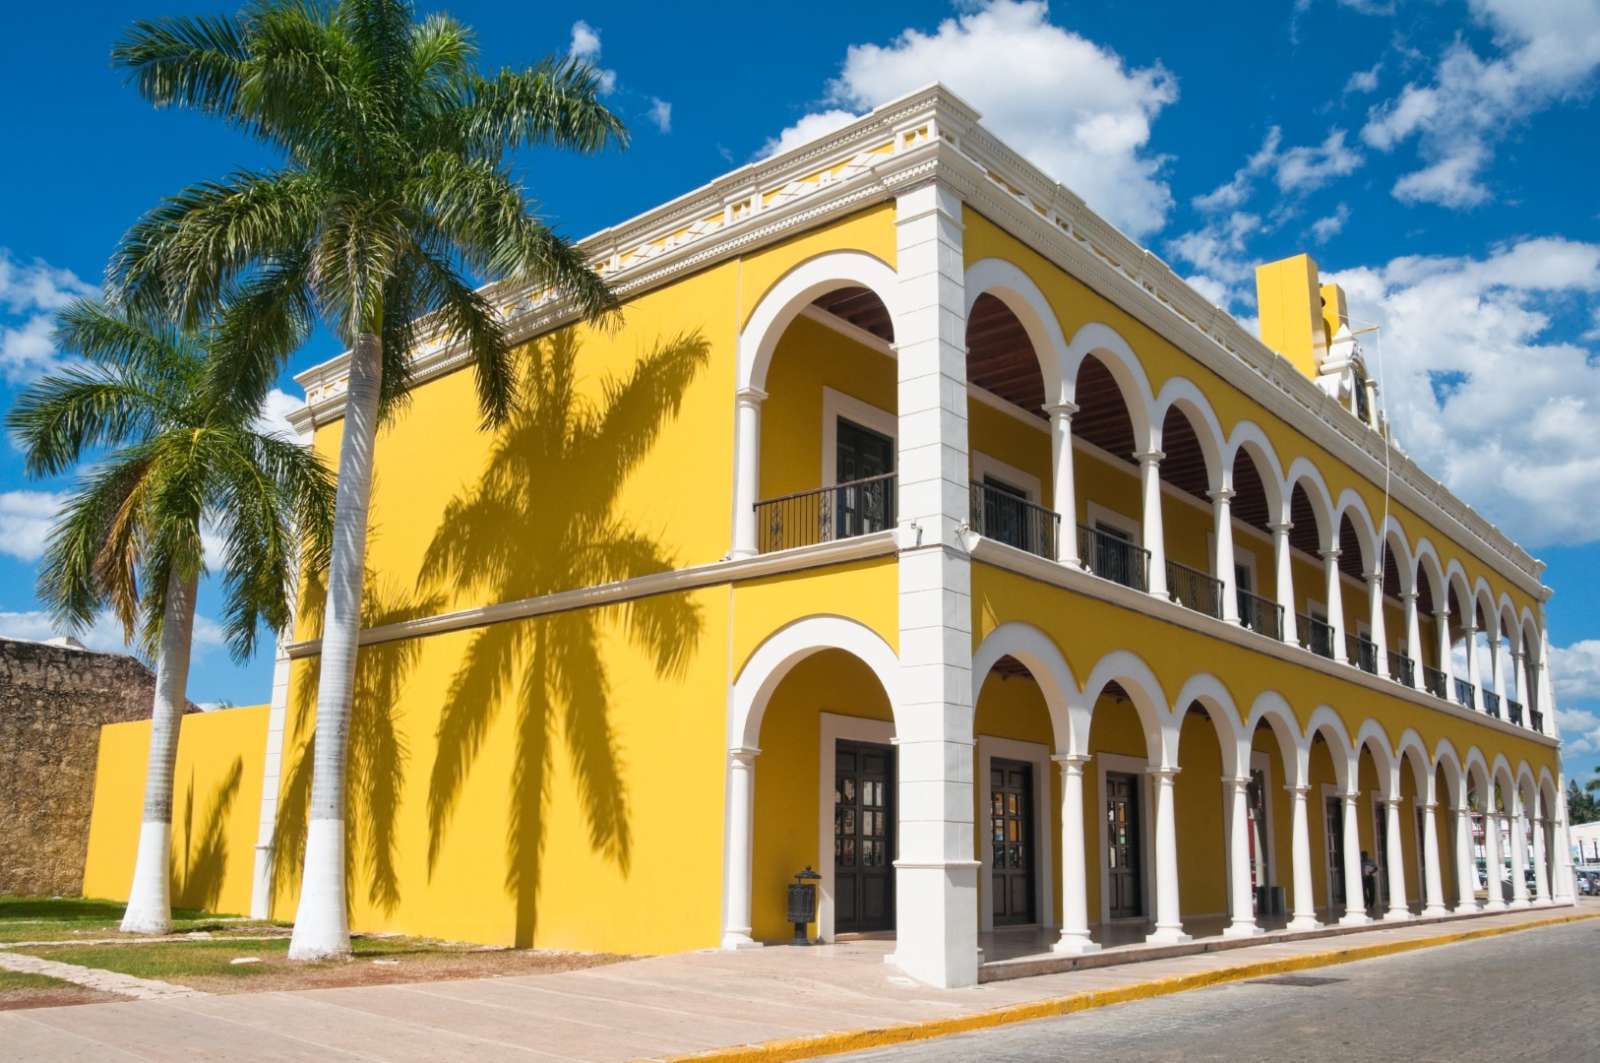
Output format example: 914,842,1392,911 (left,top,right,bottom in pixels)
82,705,269,916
